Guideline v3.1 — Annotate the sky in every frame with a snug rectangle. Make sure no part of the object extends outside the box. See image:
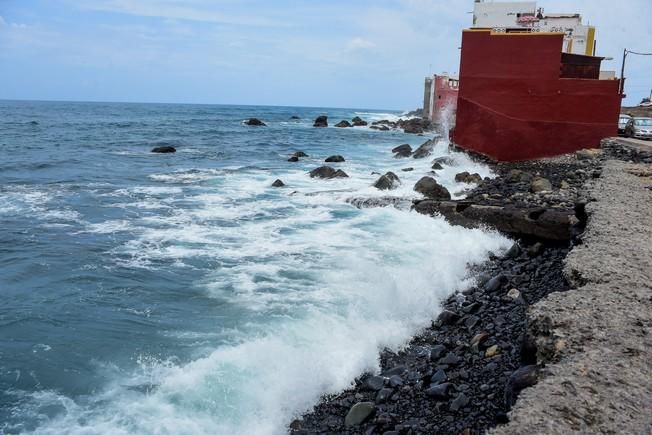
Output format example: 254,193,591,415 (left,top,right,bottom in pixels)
0,0,650,109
